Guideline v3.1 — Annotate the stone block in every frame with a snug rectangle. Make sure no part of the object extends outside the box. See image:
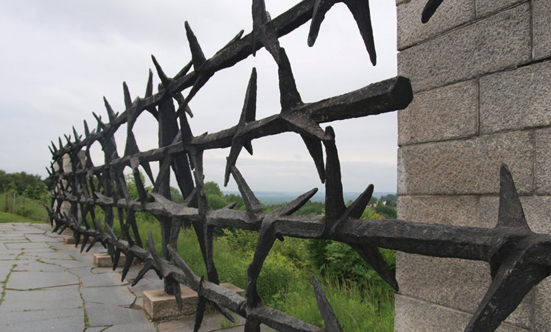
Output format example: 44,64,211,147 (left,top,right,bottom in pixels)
480,61,551,134
398,80,478,145
536,129,551,195
479,196,551,234
398,131,534,195
62,235,75,244
476,0,526,18
395,294,531,332
396,254,532,329
533,0,551,60
93,252,126,268
398,4,531,93
397,0,474,50
143,283,245,321
398,195,483,227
